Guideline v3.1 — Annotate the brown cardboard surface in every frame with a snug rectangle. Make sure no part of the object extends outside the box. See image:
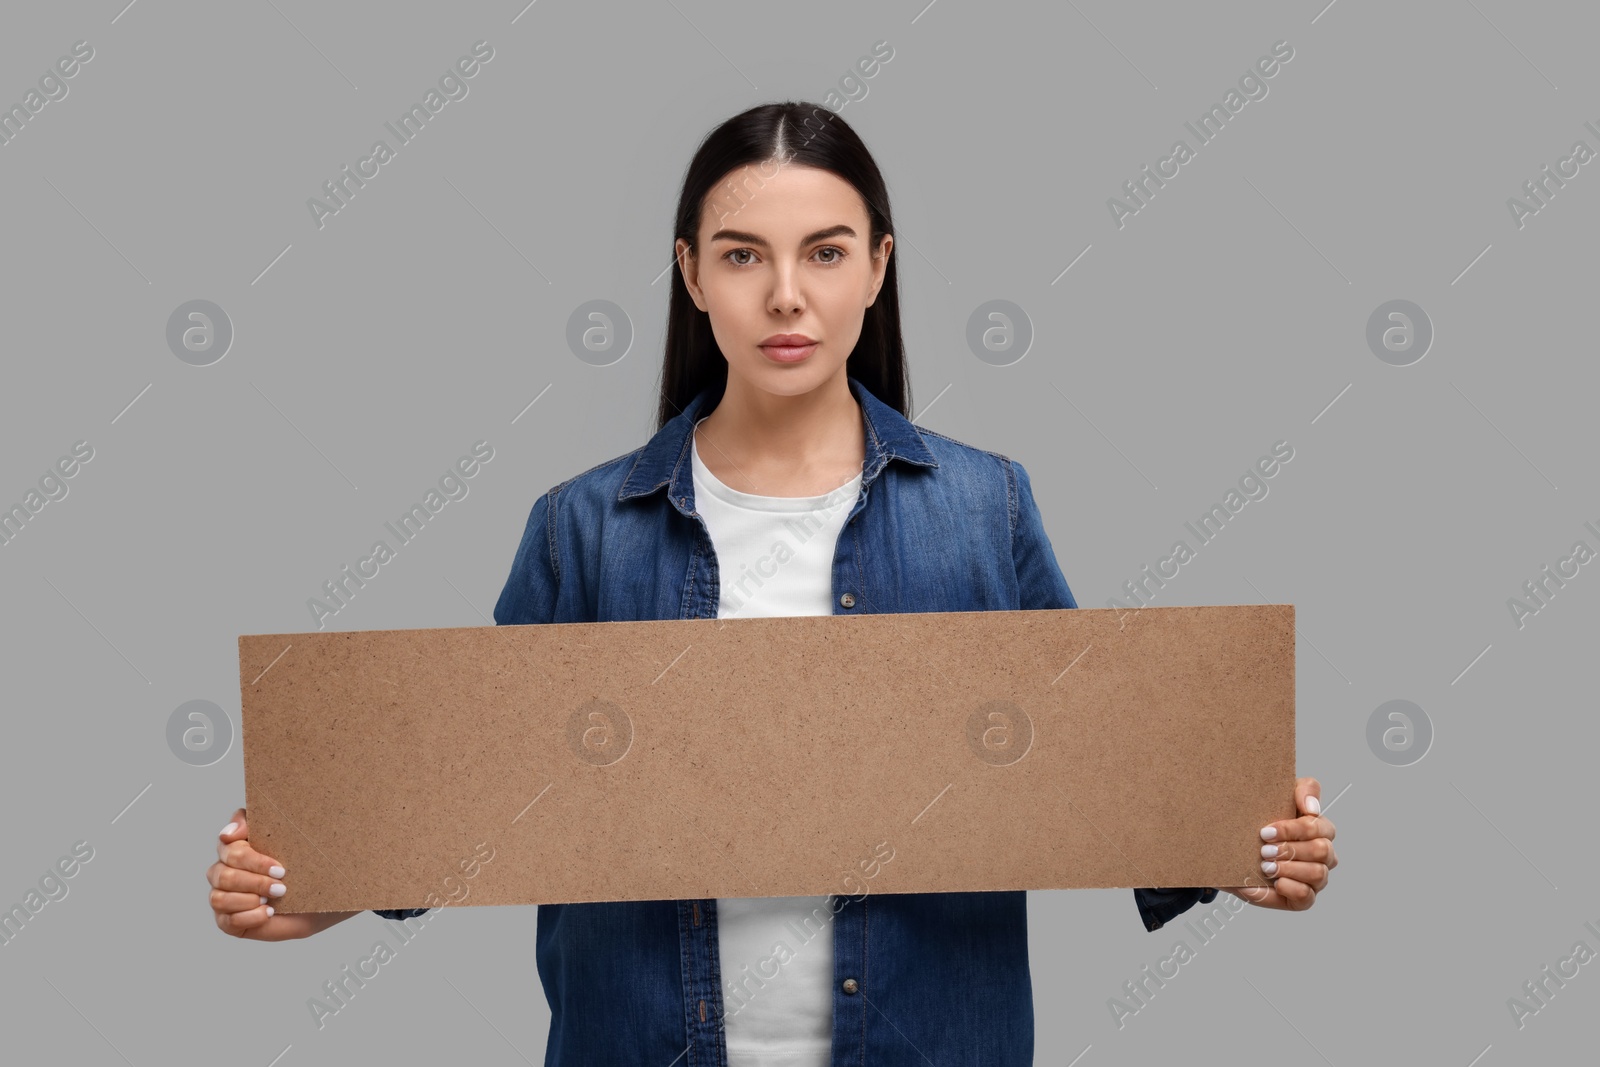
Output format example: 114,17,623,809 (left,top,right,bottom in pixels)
238,604,1295,913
